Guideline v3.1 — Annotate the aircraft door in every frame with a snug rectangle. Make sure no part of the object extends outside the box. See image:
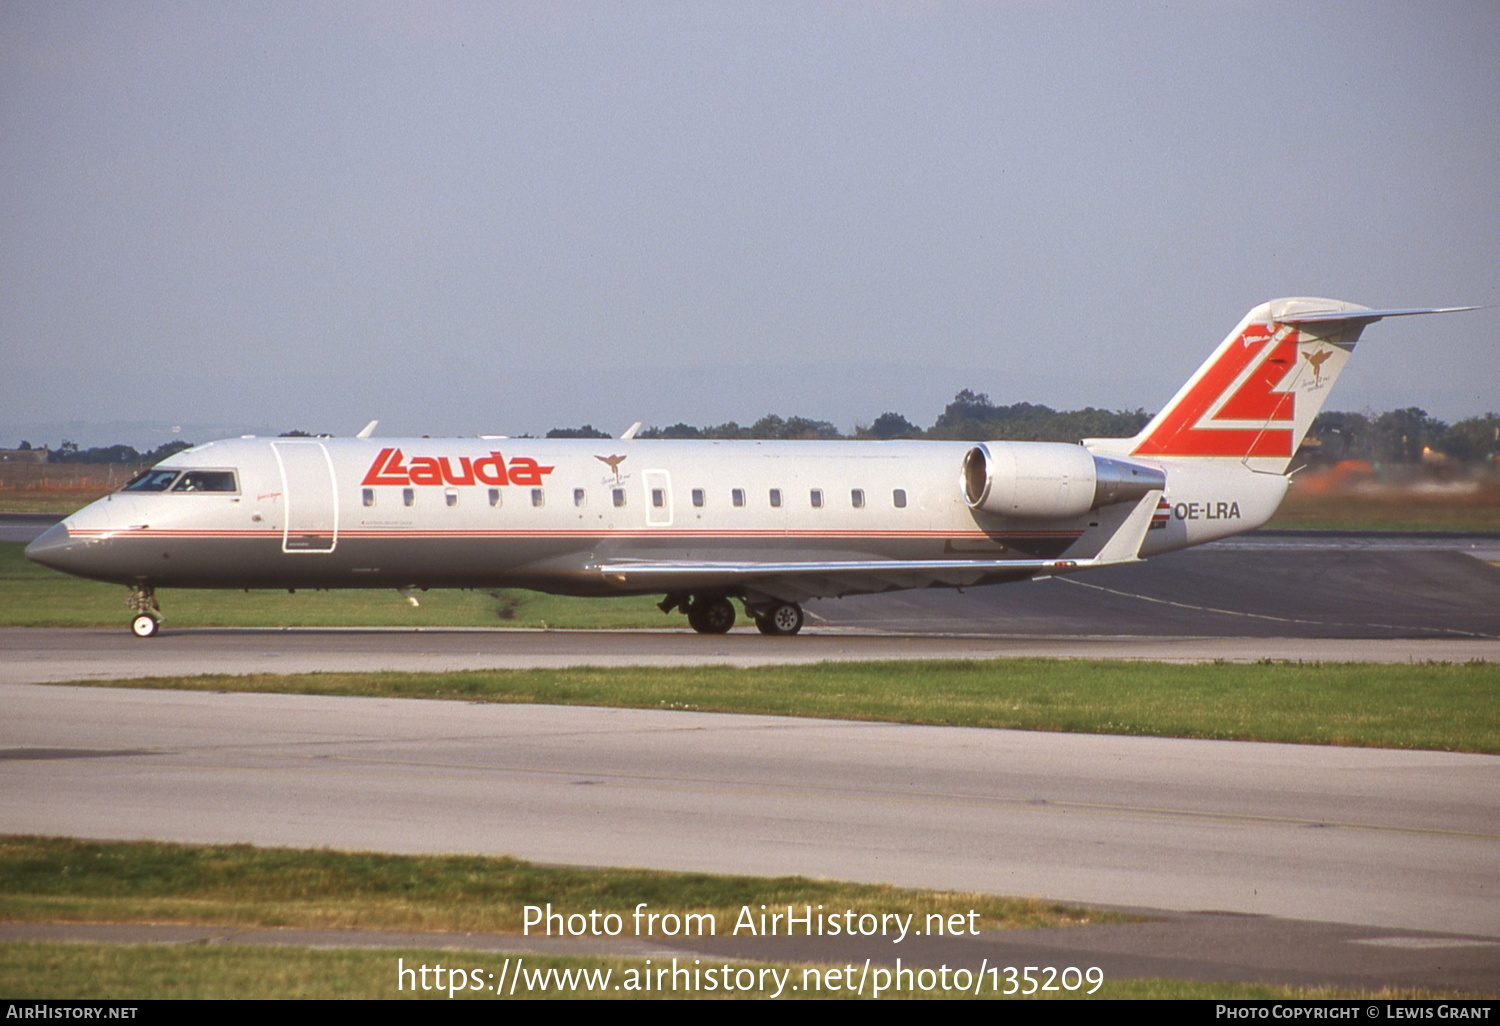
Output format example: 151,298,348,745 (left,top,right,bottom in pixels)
272,441,338,553
643,470,672,527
